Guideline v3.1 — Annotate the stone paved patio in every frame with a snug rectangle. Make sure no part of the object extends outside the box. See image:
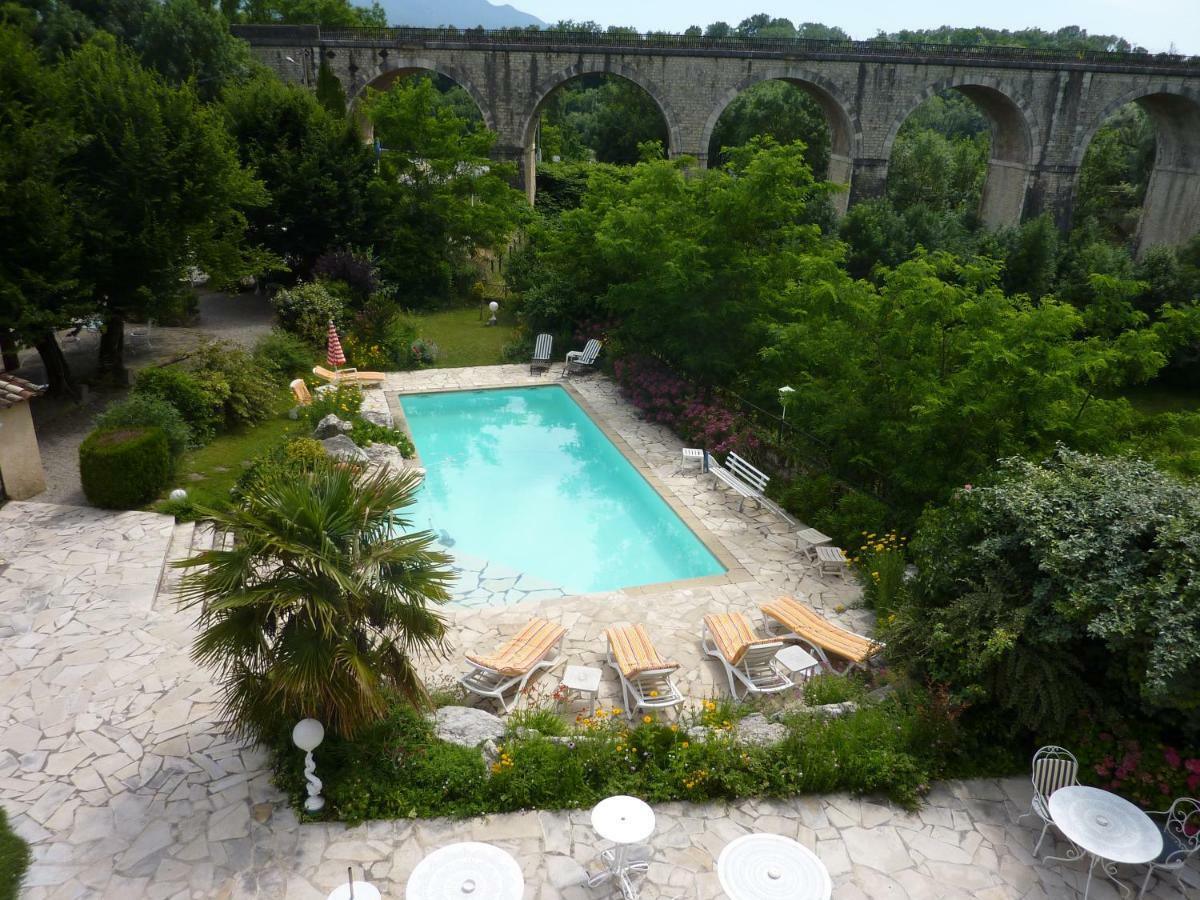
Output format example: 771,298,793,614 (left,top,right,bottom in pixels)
1,365,1193,898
